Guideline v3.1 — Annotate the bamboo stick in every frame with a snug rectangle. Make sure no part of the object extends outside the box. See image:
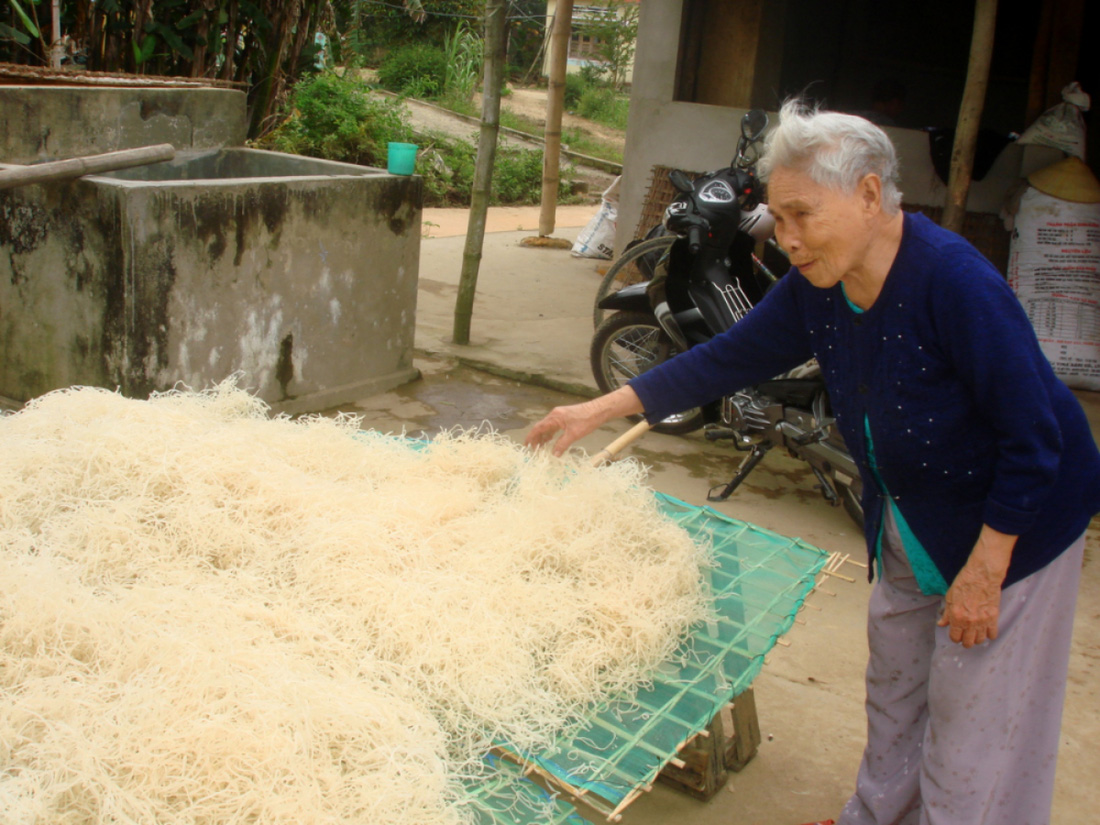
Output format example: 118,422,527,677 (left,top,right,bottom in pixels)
0,144,176,190
590,420,652,466
607,786,647,821
821,568,857,584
